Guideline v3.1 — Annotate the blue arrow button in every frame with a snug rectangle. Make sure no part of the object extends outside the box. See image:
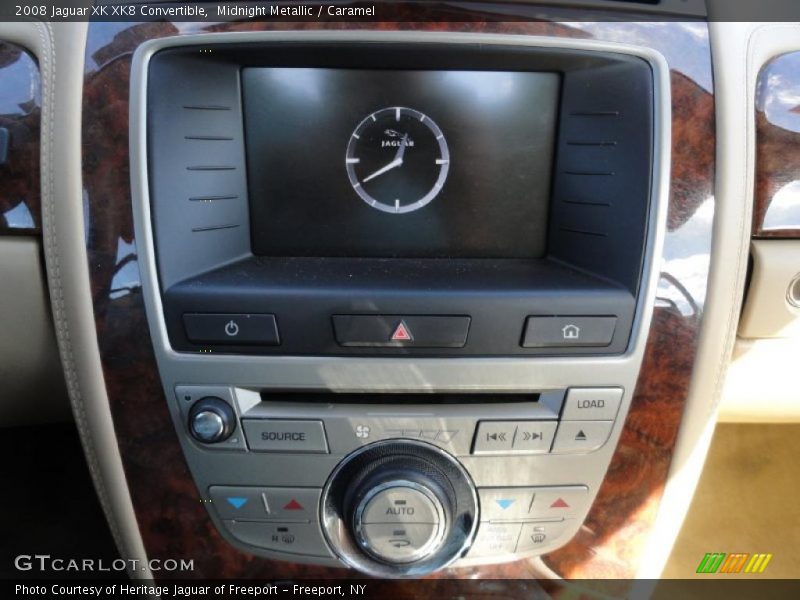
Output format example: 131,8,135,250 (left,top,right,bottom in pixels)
496,498,516,510
226,497,248,509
